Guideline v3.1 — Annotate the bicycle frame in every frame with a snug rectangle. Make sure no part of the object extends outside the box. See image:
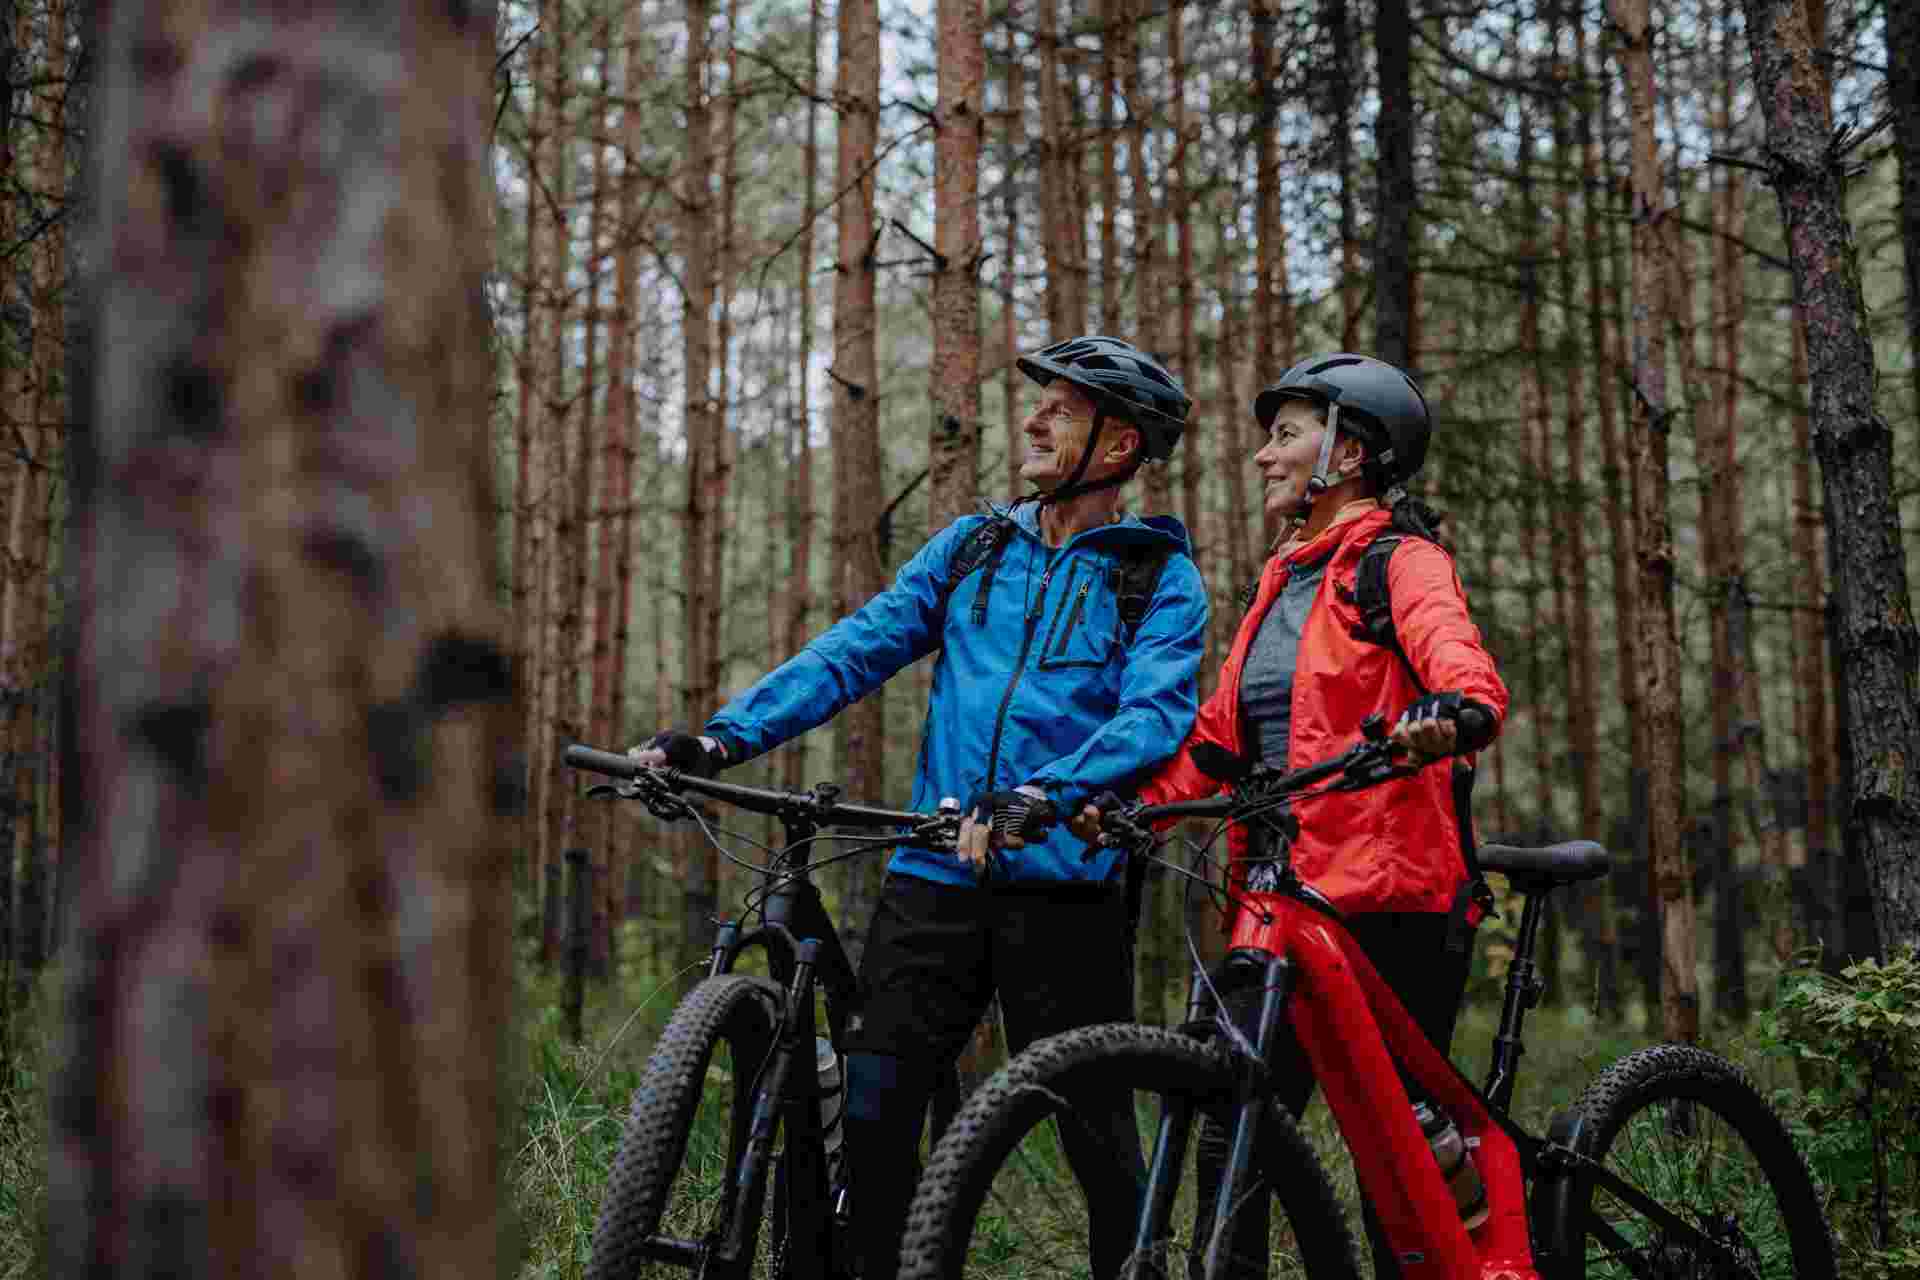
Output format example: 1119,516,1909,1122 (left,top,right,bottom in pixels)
1226,891,1538,1280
